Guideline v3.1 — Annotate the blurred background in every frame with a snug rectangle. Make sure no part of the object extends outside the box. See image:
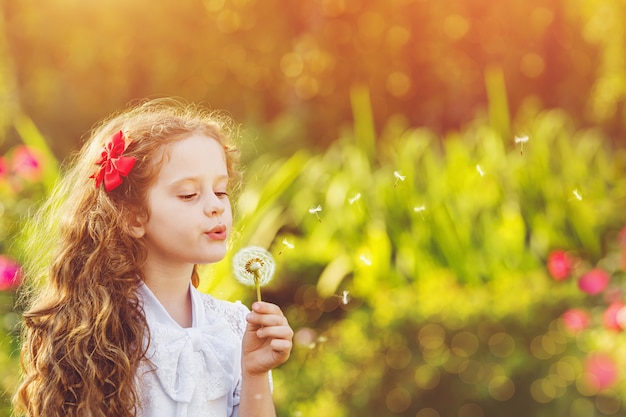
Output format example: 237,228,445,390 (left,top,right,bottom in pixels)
1,0,626,416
